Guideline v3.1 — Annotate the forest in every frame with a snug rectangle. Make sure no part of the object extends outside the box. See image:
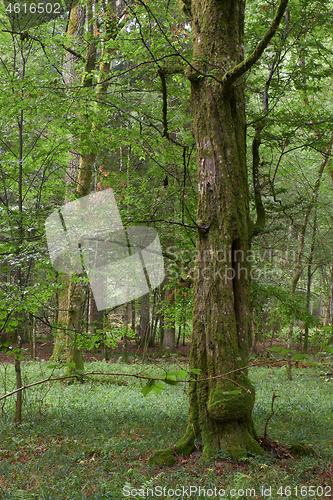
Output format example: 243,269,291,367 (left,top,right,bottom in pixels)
0,0,332,498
